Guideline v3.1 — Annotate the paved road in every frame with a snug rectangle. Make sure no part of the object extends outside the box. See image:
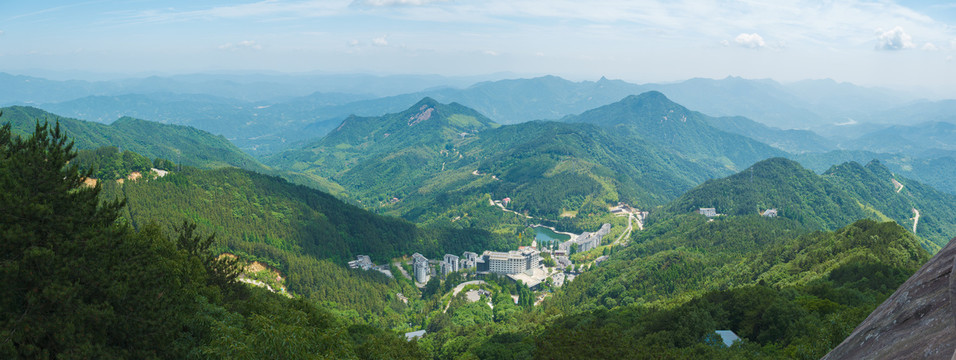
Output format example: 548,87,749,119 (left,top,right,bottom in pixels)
444,280,488,313
452,280,487,297
912,208,920,234
613,213,635,245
